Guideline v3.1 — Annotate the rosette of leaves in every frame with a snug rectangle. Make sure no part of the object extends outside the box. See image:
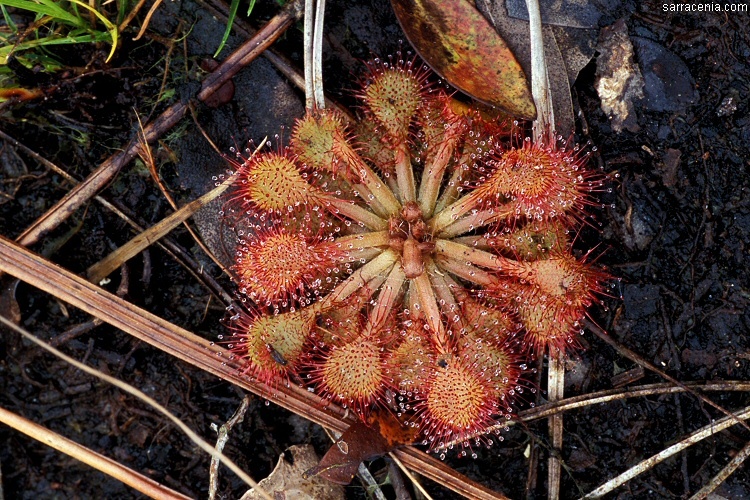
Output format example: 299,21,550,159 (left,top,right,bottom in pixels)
224,55,607,450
